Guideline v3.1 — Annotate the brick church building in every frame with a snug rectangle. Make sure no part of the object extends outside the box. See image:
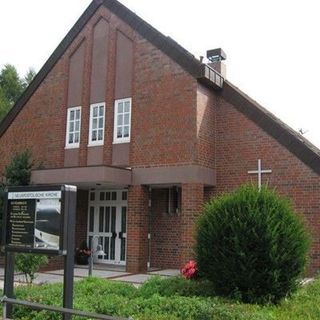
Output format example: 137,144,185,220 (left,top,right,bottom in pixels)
0,0,320,274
